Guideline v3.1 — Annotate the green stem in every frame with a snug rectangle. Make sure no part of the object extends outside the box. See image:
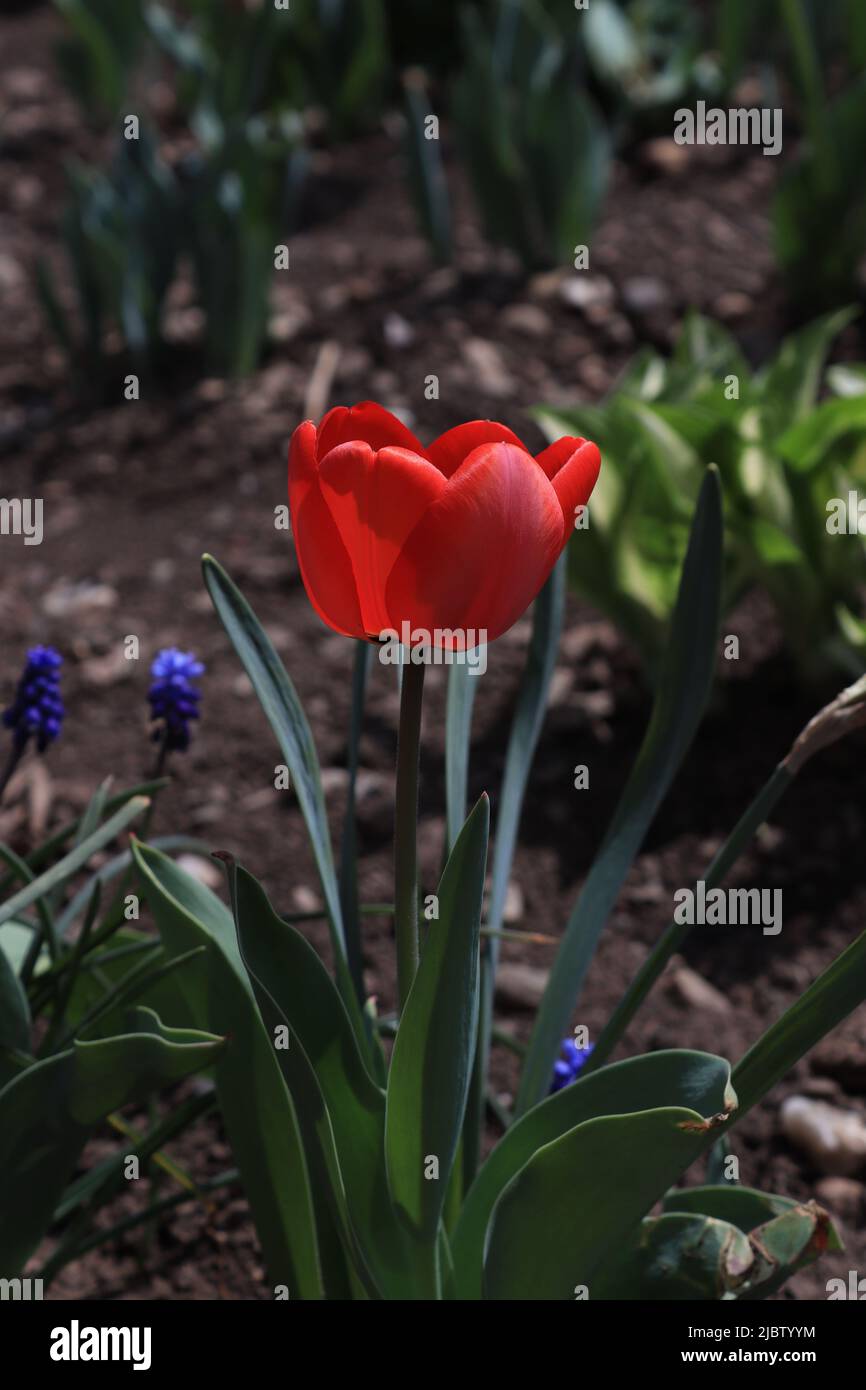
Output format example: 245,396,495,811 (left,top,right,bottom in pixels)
586,763,793,1073
394,660,426,1012
339,639,372,1003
